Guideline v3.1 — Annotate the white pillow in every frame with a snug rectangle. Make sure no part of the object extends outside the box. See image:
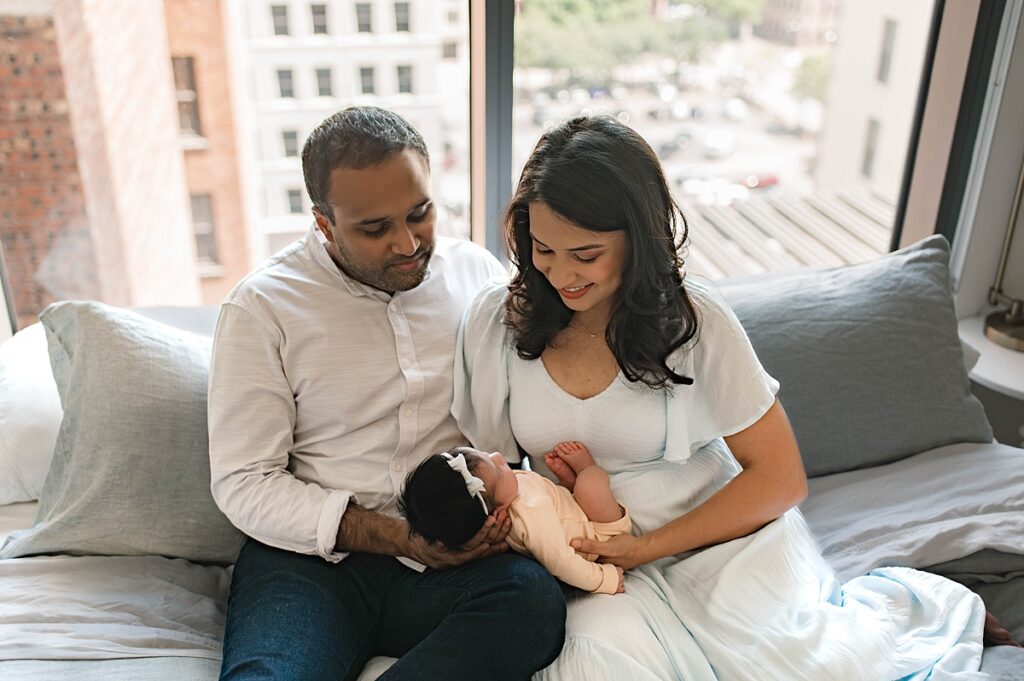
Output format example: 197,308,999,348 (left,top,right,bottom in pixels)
0,323,62,504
